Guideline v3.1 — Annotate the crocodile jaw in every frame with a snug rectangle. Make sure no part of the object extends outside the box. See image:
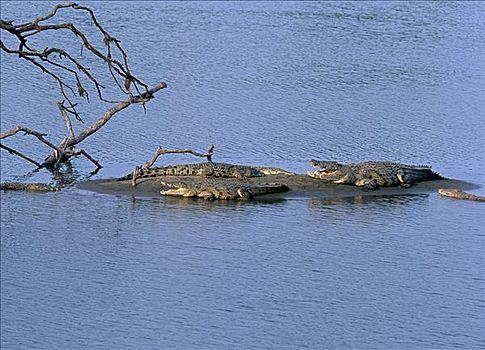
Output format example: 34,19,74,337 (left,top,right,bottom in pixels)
307,169,339,179
307,170,317,178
